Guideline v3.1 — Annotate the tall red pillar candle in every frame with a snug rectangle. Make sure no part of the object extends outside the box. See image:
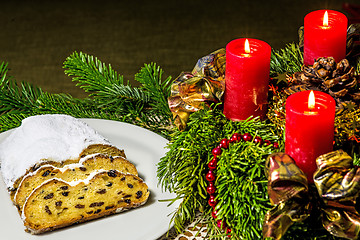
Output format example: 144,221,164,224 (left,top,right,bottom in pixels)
304,9,348,66
223,38,271,121
285,90,335,183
